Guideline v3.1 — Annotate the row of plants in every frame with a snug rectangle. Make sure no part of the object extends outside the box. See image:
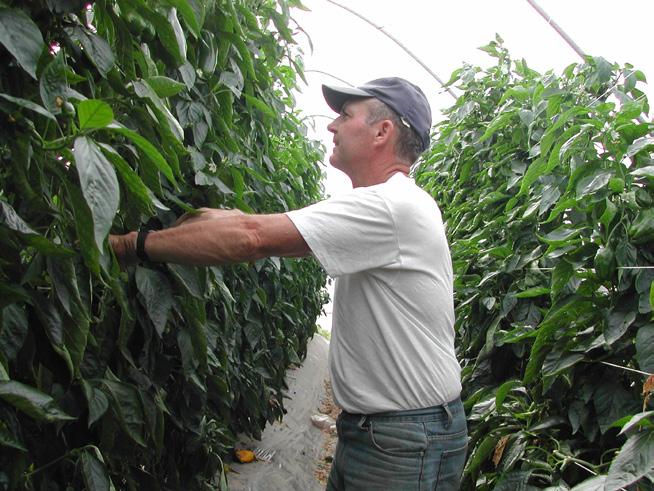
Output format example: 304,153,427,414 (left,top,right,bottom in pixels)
0,0,326,489
415,37,653,490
